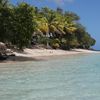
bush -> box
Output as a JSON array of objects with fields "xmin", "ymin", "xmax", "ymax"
[
  {"xmin": 52, "ymin": 43, "xmax": 60, "ymax": 49},
  {"xmin": 11, "ymin": 3, "xmax": 34, "ymax": 49},
  {"xmin": 50, "ymin": 38, "xmax": 60, "ymax": 49}
]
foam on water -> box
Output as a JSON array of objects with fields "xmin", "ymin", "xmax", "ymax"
[{"xmin": 0, "ymin": 54, "xmax": 100, "ymax": 100}]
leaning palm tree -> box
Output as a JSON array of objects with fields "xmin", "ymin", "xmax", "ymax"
[
  {"xmin": 41, "ymin": 7, "xmax": 66, "ymax": 37},
  {"xmin": 64, "ymin": 11, "xmax": 80, "ymax": 34},
  {"xmin": 33, "ymin": 16, "xmax": 49, "ymax": 36},
  {"xmin": 33, "ymin": 7, "xmax": 79, "ymax": 49}
]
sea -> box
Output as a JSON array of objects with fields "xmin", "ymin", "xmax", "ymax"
[{"xmin": 0, "ymin": 53, "xmax": 100, "ymax": 100}]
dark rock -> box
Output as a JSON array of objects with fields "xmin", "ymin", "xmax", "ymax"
[
  {"xmin": 0, "ymin": 54, "xmax": 8, "ymax": 60},
  {"xmin": 0, "ymin": 42, "xmax": 15, "ymax": 61}
]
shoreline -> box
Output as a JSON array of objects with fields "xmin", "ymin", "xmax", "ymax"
[{"xmin": 0, "ymin": 49, "xmax": 99, "ymax": 63}]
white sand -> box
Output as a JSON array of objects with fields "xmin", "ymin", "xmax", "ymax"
[{"xmin": 13, "ymin": 48, "xmax": 99, "ymax": 58}]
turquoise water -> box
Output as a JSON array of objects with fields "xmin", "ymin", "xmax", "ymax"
[{"xmin": 0, "ymin": 54, "xmax": 100, "ymax": 100}]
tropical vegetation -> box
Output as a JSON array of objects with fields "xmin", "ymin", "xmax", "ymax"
[{"xmin": 0, "ymin": 0, "xmax": 96, "ymax": 50}]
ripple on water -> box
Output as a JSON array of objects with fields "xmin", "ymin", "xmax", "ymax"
[{"xmin": 0, "ymin": 54, "xmax": 100, "ymax": 100}]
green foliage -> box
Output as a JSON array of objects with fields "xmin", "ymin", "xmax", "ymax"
[
  {"xmin": 37, "ymin": 36, "xmax": 48, "ymax": 45},
  {"xmin": 0, "ymin": 0, "xmax": 9, "ymax": 7},
  {"xmin": 75, "ymin": 24, "xmax": 96, "ymax": 49},
  {"xmin": 64, "ymin": 11, "xmax": 80, "ymax": 22},
  {"xmin": 0, "ymin": 2, "xmax": 34, "ymax": 49},
  {"xmin": 0, "ymin": 0, "xmax": 13, "ymax": 42},
  {"xmin": 52, "ymin": 43, "xmax": 60, "ymax": 49},
  {"xmin": 11, "ymin": 3, "xmax": 34, "ymax": 49},
  {"xmin": 0, "ymin": 1, "xmax": 96, "ymax": 50},
  {"xmin": 50, "ymin": 38, "xmax": 60, "ymax": 49}
]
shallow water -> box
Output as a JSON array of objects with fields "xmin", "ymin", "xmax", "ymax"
[{"xmin": 0, "ymin": 54, "xmax": 100, "ymax": 100}]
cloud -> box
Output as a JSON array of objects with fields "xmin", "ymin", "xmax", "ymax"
[
  {"xmin": 54, "ymin": 0, "xmax": 74, "ymax": 3},
  {"xmin": 37, "ymin": 0, "xmax": 75, "ymax": 6},
  {"xmin": 50, "ymin": 0, "xmax": 75, "ymax": 6}
]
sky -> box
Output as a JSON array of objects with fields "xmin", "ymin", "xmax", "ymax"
[{"xmin": 11, "ymin": 0, "xmax": 100, "ymax": 50}]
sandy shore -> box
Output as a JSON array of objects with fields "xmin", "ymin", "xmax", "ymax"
[
  {"xmin": 0, "ymin": 48, "xmax": 99, "ymax": 63},
  {"xmin": 13, "ymin": 48, "xmax": 99, "ymax": 59}
]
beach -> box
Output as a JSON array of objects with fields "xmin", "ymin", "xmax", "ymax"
[
  {"xmin": 12, "ymin": 49, "xmax": 99, "ymax": 60},
  {"xmin": 14, "ymin": 48, "xmax": 99, "ymax": 57},
  {"xmin": 0, "ymin": 48, "xmax": 99, "ymax": 63}
]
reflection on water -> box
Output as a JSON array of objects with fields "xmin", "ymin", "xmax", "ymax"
[{"xmin": 0, "ymin": 54, "xmax": 100, "ymax": 100}]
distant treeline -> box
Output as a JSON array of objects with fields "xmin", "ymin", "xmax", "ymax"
[{"xmin": 0, "ymin": 0, "xmax": 96, "ymax": 50}]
